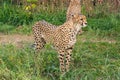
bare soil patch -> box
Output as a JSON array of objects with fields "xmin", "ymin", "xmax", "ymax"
[
  {"xmin": 0, "ymin": 34, "xmax": 34, "ymax": 48},
  {"xmin": 0, "ymin": 34, "xmax": 116, "ymax": 48}
]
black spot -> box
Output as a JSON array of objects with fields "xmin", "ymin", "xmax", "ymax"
[
  {"xmin": 66, "ymin": 56, "xmax": 68, "ymax": 58},
  {"xmin": 60, "ymin": 54, "xmax": 64, "ymax": 57},
  {"xmin": 59, "ymin": 57, "xmax": 63, "ymax": 60},
  {"xmin": 67, "ymin": 47, "xmax": 73, "ymax": 50},
  {"xmin": 60, "ymin": 63, "xmax": 64, "ymax": 66}
]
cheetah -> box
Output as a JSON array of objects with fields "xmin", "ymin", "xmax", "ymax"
[
  {"xmin": 32, "ymin": 14, "xmax": 87, "ymax": 73},
  {"xmin": 66, "ymin": 0, "xmax": 83, "ymax": 35}
]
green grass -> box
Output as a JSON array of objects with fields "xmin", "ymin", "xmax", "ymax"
[
  {"xmin": 0, "ymin": 3, "xmax": 66, "ymax": 26},
  {"xmin": 0, "ymin": 41, "xmax": 120, "ymax": 80}
]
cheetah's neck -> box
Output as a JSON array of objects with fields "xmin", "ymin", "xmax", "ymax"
[{"xmin": 74, "ymin": 24, "xmax": 82, "ymax": 34}]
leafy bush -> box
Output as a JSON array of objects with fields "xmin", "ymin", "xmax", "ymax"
[
  {"xmin": 0, "ymin": 3, "xmax": 34, "ymax": 26},
  {"xmin": 0, "ymin": 2, "xmax": 66, "ymax": 26}
]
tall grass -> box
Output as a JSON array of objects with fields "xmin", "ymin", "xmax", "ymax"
[
  {"xmin": 0, "ymin": 2, "xmax": 66, "ymax": 26},
  {"xmin": 89, "ymin": 15, "xmax": 120, "ymax": 37},
  {"xmin": 0, "ymin": 41, "xmax": 120, "ymax": 80}
]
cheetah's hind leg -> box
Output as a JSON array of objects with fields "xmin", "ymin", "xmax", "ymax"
[
  {"xmin": 32, "ymin": 24, "xmax": 46, "ymax": 75},
  {"xmin": 33, "ymin": 37, "xmax": 46, "ymax": 76},
  {"xmin": 34, "ymin": 37, "xmax": 46, "ymax": 52}
]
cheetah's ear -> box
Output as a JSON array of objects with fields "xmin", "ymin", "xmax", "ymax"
[{"xmin": 71, "ymin": 14, "xmax": 77, "ymax": 19}]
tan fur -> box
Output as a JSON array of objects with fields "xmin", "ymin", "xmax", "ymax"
[{"xmin": 32, "ymin": 14, "xmax": 87, "ymax": 73}]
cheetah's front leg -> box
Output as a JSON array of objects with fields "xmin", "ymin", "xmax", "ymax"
[
  {"xmin": 58, "ymin": 50, "xmax": 65, "ymax": 73},
  {"xmin": 65, "ymin": 49, "xmax": 72, "ymax": 72}
]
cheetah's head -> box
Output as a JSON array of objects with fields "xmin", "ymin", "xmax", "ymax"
[{"xmin": 72, "ymin": 14, "xmax": 87, "ymax": 28}]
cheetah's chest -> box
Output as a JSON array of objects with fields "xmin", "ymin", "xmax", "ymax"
[
  {"xmin": 67, "ymin": 24, "xmax": 81, "ymax": 46},
  {"xmin": 68, "ymin": 31, "xmax": 76, "ymax": 46}
]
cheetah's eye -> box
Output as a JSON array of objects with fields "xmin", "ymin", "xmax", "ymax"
[{"xmin": 80, "ymin": 18, "xmax": 83, "ymax": 20}]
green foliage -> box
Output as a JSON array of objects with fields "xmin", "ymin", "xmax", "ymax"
[
  {"xmin": 10, "ymin": 24, "xmax": 33, "ymax": 35},
  {"xmin": 84, "ymin": 14, "xmax": 120, "ymax": 41},
  {"xmin": 0, "ymin": 41, "xmax": 120, "ymax": 80},
  {"xmin": 0, "ymin": 3, "xmax": 66, "ymax": 26},
  {"xmin": 0, "ymin": 3, "xmax": 34, "ymax": 26},
  {"xmin": 35, "ymin": 9, "xmax": 66, "ymax": 25},
  {"xmin": 0, "ymin": 23, "xmax": 14, "ymax": 34}
]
